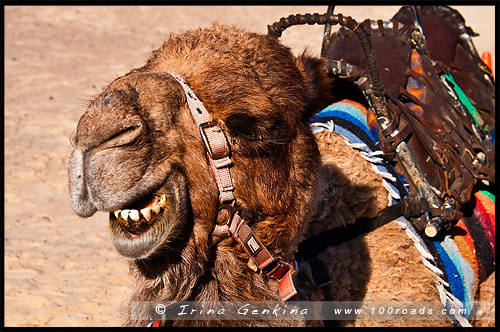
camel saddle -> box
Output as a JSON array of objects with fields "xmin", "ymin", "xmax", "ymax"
[{"xmin": 320, "ymin": 5, "xmax": 495, "ymax": 232}]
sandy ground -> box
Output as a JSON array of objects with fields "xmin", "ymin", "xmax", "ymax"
[{"xmin": 4, "ymin": 5, "xmax": 495, "ymax": 327}]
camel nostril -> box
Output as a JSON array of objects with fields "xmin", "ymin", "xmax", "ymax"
[
  {"xmin": 73, "ymin": 111, "xmax": 146, "ymax": 151},
  {"xmin": 103, "ymin": 121, "xmax": 145, "ymax": 148}
]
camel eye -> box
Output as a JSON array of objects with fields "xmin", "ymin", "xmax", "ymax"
[{"xmin": 225, "ymin": 112, "xmax": 263, "ymax": 141}]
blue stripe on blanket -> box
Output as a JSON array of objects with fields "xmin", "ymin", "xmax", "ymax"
[
  {"xmin": 433, "ymin": 239, "xmax": 473, "ymax": 317},
  {"xmin": 309, "ymin": 106, "xmax": 376, "ymax": 144}
]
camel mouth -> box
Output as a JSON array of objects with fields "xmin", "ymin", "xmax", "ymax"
[
  {"xmin": 108, "ymin": 177, "xmax": 188, "ymax": 259},
  {"xmin": 109, "ymin": 193, "xmax": 169, "ymax": 237}
]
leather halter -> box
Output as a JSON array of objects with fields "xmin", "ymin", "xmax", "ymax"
[{"xmin": 172, "ymin": 74, "xmax": 297, "ymax": 301}]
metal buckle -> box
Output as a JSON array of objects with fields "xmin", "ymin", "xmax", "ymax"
[
  {"xmin": 199, "ymin": 121, "xmax": 230, "ymax": 160},
  {"xmin": 262, "ymin": 257, "xmax": 297, "ymax": 279},
  {"xmin": 215, "ymin": 202, "xmax": 237, "ymax": 226},
  {"xmin": 262, "ymin": 256, "xmax": 282, "ymax": 276}
]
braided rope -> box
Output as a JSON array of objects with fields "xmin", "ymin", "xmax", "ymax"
[{"xmin": 267, "ymin": 12, "xmax": 385, "ymax": 97}]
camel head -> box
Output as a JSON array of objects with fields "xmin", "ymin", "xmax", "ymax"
[{"xmin": 68, "ymin": 25, "xmax": 332, "ymax": 263}]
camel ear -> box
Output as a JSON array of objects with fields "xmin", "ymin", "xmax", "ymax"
[{"xmin": 296, "ymin": 52, "xmax": 334, "ymax": 121}]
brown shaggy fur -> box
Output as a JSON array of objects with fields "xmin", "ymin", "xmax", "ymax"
[{"xmin": 68, "ymin": 24, "xmax": 494, "ymax": 327}]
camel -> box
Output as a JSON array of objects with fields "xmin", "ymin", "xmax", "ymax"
[{"xmin": 68, "ymin": 24, "xmax": 494, "ymax": 327}]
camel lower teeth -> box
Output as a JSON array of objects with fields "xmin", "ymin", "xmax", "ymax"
[
  {"xmin": 121, "ymin": 209, "xmax": 130, "ymax": 220},
  {"xmin": 141, "ymin": 207, "xmax": 152, "ymax": 221},
  {"xmin": 113, "ymin": 207, "xmax": 161, "ymax": 223},
  {"xmin": 129, "ymin": 209, "xmax": 140, "ymax": 222},
  {"xmin": 112, "ymin": 193, "xmax": 168, "ymax": 224}
]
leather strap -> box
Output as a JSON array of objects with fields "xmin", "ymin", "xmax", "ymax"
[
  {"xmin": 210, "ymin": 212, "xmax": 297, "ymax": 300},
  {"xmin": 172, "ymin": 73, "xmax": 297, "ymax": 301},
  {"xmin": 172, "ymin": 74, "xmax": 235, "ymax": 204},
  {"xmin": 228, "ymin": 213, "xmax": 274, "ymax": 269},
  {"xmin": 296, "ymin": 194, "xmax": 434, "ymax": 261}
]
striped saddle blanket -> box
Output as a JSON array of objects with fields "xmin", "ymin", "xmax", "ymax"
[{"xmin": 309, "ymin": 99, "xmax": 495, "ymax": 326}]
